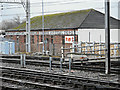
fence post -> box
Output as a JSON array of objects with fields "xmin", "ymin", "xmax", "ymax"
[
  {"xmin": 79, "ymin": 41, "xmax": 82, "ymax": 53},
  {"xmin": 85, "ymin": 42, "xmax": 88, "ymax": 54},
  {"xmin": 119, "ymin": 43, "xmax": 120, "ymax": 56},
  {"xmin": 99, "ymin": 42, "xmax": 102, "ymax": 57},
  {"xmin": 72, "ymin": 43, "xmax": 75, "ymax": 52},
  {"xmin": 69, "ymin": 58, "xmax": 71, "ymax": 75},
  {"xmin": 60, "ymin": 58, "xmax": 62, "ymax": 73},
  {"xmin": 49, "ymin": 57, "xmax": 52, "ymax": 72},
  {"xmin": 9, "ymin": 42, "xmax": 11, "ymax": 54},
  {"xmin": 17, "ymin": 42, "xmax": 19, "ymax": 52},
  {"xmin": 93, "ymin": 42, "xmax": 95, "ymax": 54},
  {"xmin": 104, "ymin": 43, "xmax": 106, "ymax": 57},
  {"xmin": 20, "ymin": 54, "xmax": 26, "ymax": 68},
  {"xmin": 37, "ymin": 42, "xmax": 39, "ymax": 52},
  {"xmin": 20, "ymin": 54, "xmax": 23, "ymax": 67},
  {"xmin": 114, "ymin": 44, "xmax": 116, "ymax": 56},
  {"xmin": 53, "ymin": 44, "xmax": 55, "ymax": 56},
  {"xmin": 117, "ymin": 43, "xmax": 119, "ymax": 56},
  {"xmin": 61, "ymin": 46, "xmax": 64, "ymax": 59},
  {"xmin": 23, "ymin": 54, "xmax": 26, "ymax": 67},
  {"xmin": 89, "ymin": 42, "xmax": 91, "ymax": 54}
]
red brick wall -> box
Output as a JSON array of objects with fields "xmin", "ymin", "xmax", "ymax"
[
  {"xmin": 54, "ymin": 35, "xmax": 62, "ymax": 44},
  {"xmin": 6, "ymin": 29, "xmax": 78, "ymax": 54}
]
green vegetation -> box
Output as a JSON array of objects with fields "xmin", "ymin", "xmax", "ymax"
[{"xmin": 14, "ymin": 9, "xmax": 92, "ymax": 30}]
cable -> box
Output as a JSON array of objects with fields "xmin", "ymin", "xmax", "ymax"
[
  {"xmin": 1, "ymin": 2, "xmax": 117, "ymax": 10},
  {"xmin": 1, "ymin": 0, "xmax": 85, "ymax": 9},
  {"xmin": 30, "ymin": 0, "xmax": 77, "ymax": 4},
  {"xmin": 31, "ymin": 1, "xmax": 85, "ymax": 6},
  {"xmin": 0, "ymin": 6, "xmax": 22, "ymax": 9},
  {"xmin": 0, "ymin": 8, "xmax": 103, "ymax": 17},
  {"xmin": 0, "ymin": 0, "xmax": 118, "ymax": 17},
  {"xmin": 0, "ymin": 9, "xmax": 82, "ymax": 16}
]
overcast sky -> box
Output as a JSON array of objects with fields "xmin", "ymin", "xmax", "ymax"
[{"xmin": 0, "ymin": 0, "xmax": 119, "ymax": 22}]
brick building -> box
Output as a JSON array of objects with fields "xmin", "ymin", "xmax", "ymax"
[{"xmin": 5, "ymin": 9, "xmax": 119, "ymax": 55}]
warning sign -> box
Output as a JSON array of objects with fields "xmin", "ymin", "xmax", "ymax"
[{"xmin": 65, "ymin": 36, "xmax": 74, "ymax": 43}]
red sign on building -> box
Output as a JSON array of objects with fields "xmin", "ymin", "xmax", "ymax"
[{"xmin": 65, "ymin": 36, "xmax": 74, "ymax": 43}]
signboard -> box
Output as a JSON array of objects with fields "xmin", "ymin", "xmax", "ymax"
[
  {"xmin": 65, "ymin": 36, "xmax": 74, "ymax": 43},
  {"xmin": 6, "ymin": 31, "xmax": 78, "ymax": 35}
]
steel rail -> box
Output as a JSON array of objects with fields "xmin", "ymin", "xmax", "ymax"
[{"xmin": 1, "ymin": 66, "xmax": 120, "ymax": 89}]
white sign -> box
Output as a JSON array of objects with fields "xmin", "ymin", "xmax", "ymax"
[{"xmin": 65, "ymin": 36, "xmax": 74, "ymax": 43}]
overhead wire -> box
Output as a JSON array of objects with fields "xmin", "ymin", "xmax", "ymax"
[
  {"xmin": 1, "ymin": 5, "xmax": 118, "ymax": 17},
  {"xmin": 1, "ymin": 4, "xmax": 117, "ymax": 16},
  {"xmin": 0, "ymin": 0, "xmax": 118, "ymax": 18},
  {"xmin": 1, "ymin": 2, "xmax": 117, "ymax": 10},
  {"xmin": 1, "ymin": 1, "xmax": 85, "ymax": 10}
]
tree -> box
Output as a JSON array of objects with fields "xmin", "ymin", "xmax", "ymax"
[
  {"xmin": 0, "ymin": 15, "xmax": 22, "ymax": 30},
  {"xmin": 0, "ymin": 20, "xmax": 15, "ymax": 30},
  {"xmin": 12, "ymin": 15, "xmax": 21, "ymax": 25}
]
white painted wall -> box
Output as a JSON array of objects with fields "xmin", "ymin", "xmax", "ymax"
[{"xmin": 78, "ymin": 29, "xmax": 119, "ymax": 43}]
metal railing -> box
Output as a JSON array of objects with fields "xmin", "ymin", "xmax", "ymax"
[{"xmin": 61, "ymin": 41, "xmax": 120, "ymax": 58}]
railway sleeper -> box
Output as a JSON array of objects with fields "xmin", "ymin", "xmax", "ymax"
[
  {"xmin": 77, "ymin": 78, "xmax": 89, "ymax": 83},
  {"xmin": 60, "ymin": 79, "xmax": 74, "ymax": 86},
  {"xmin": 35, "ymin": 77, "xmax": 46, "ymax": 83},
  {"xmin": 23, "ymin": 80, "xmax": 71, "ymax": 90},
  {"xmin": 3, "ymin": 73, "xmax": 120, "ymax": 90},
  {"xmin": 95, "ymin": 84, "xmax": 120, "ymax": 90},
  {"xmin": 63, "ymin": 81, "xmax": 74, "ymax": 87},
  {"xmin": 99, "ymin": 80, "xmax": 111, "ymax": 86},
  {"xmin": 2, "ymin": 73, "xmax": 14, "ymax": 78},
  {"xmin": 60, "ymin": 79, "xmax": 68, "ymax": 85},
  {"xmin": 82, "ymin": 83, "xmax": 97, "ymax": 90},
  {"xmin": 50, "ymin": 74, "xmax": 59, "ymax": 78},
  {"xmin": 42, "ymin": 73, "xmax": 51, "ymax": 77},
  {"xmin": 58, "ymin": 75, "xmax": 67, "ymax": 79},
  {"xmin": 23, "ymin": 74, "xmax": 32, "ymax": 80},
  {"xmin": 2, "ymin": 72, "xmax": 13, "ymax": 75},
  {"xmin": 43, "ymin": 78, "xmax": 53, "ymax": 84},
  {"xmin": 109, "ymin": 82, "xmax": 120, "ymax": 88},
  {"xmin": 95, "ymin": 84, "xmax": 108, "ymax": 90},
  {"xmin": 20, "ymin": 74, "xmax": 29, "ymax": 80},
  {"xmin": 1, "ymin": 85, "xmax": 22, "ymax": 90},
  {"xmin": 14, "ymin": 74, "xmax": 23, "ymax": 79},
  {"xmin": 1, "ymin": 77, "xmax": 52, "ymax": 90},
  {"xmin": 87, "ymin": 79, "xmax": 100, "ymax": 84},
  {"xmin": 52, "ymin": 78, "xmax": 61, "ymax": 85},
  {"xmin": 73, "ymin": 82, "xmax": 84, "ymax": 89}
]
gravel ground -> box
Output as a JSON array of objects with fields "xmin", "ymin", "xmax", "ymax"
[
  {"xmin": 1, "ymin": 82, "xmax": 24, "ymax": 89},
  {"xmin": 1, "ymin": 62, "xmax": 120, "ymax": 83}
]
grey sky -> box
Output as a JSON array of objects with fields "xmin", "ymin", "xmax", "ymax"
[{"xmin": 0, "ymin": 0, "xmax": 119, "ymax": 22}]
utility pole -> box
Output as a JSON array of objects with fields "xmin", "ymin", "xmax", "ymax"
[
  {"xmin": 42, "ymin": 0, "xmax": 45, "ymax": 54},
  {"xmin": 73, "ymin": 29, "xmax": 76, "ymax": 52},
  {"xmin": 0, "ymin": 0, "xmax": 31, "ymax": 53},
  {"xmin": 1, "ymin": 4, "xmax": 3, "ymax": 29},
  {"xmin": 105, "ymin": 0, "xmax": 110, "ymax": 74},
  {"xmin": 26, "ymin": 0, "xmax": 31, "ymax": 52}
]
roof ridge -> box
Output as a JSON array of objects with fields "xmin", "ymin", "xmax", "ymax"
[
  {"xmin": 78, "ymin": 9, "xmax": 93, "ymax": 28},
  {"xmin": 30, "ymin": 9, "xmax": 93, "ymax": 19}
]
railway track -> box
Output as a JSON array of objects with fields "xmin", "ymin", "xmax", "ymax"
[
  {"xmin": 0, "ymin": 55, "xmax": 120, "ymax": 74},
  {"xmin": 1, "ymin": 66, "xmax": 120, "ymax": 90}
]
